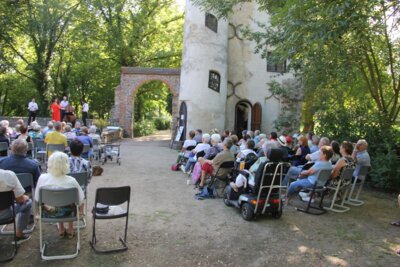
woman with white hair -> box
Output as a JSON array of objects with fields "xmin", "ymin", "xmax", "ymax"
[
  {"xmin": 203, "ymin": 133, "xmax": 222, "ymax": 160},
  {"xmin": 88, "ymin": 125, "xmax": 101, "ymax": 142},
  {"xmin": 35, "ymin": 152, "xmax": 84, "ymax": 239},
  {"xmin": 180, "ymin": 133, "xmax": 211, "ymax": 173}
]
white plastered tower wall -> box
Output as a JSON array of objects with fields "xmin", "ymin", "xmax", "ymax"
[
  {"xmin": 226, "ymin": 2, "xmax": 295, "ymax": 133},
  {"xmin": 179, "ymin": 0, "xmax": 229, "ymax": 134}
]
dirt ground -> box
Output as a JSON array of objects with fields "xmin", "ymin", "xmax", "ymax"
[{"xmin": 2, "ymin": 130, "xmax": 400, "ymax": 267}]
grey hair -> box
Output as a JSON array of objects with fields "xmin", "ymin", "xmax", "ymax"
[
  {"xmin": 320, "ymin": 137, "xmax": 330, "ymax": 146},
  {"xmin": 262, "ymin": 140, "xmax": 279, "ymax": 154},
  {"xmin": 211, "ymin": 133, "xmax": 221, "ymax": 143},
  {"xmin": 89, "ymin": 125, "xmax": 97, "ymax": 134},
  {"xmin": 11, "ymin": 139, "xmax": 28, "ymax": 156},
  {"xmin": 223, "ymin": 137, "xmax": 233, "ymax": 149},
  {"xmin": 202, "ymin": 133, "xmax": 210, "ymax": 143}
]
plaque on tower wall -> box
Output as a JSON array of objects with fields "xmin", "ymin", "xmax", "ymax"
[{"xmin": 208, "ymin": 71, "xmax": 220, "ymax": 92}]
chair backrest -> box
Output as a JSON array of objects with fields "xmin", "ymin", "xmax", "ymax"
[
  {"xmin": 68, "ymin": 172, "xmax": 88, "ymax": 188},
  {"xmin": 39, "ymin": 187, "xmax": 79, "ymax": 207},
  {"xmin": 340, "ymin": 167, "xmax": 355, "ymax": 185},
  {"xmin": 47, "ymin": 144, "xmax": 65, "ymax": 154},
  {"xmin": 253, "ymin": 162, "xmax": 282, "ymax": 195},
  {"xmin": 244, "ymin": 153, "xmax": 258, "ymax": 170},
  {"xmin": 315, "ymin": 169, "xmax": 333, "ymax": 187},
  {"xmin": 219, "ymin": 160, "xmax": 235, "ymax": 169},
  {"xmin": 0, "ymin": 142, "xmax": 8, "ymax": 152},
  {"xmin": 15, "ymin": 173, "xmax": 34, "ymax": 189},
  {"xmin": 94, "ymin": 186, "xmax": 131, "ymax": 206},
  {"xmin": 196, "ymin": 150, "xmax": 205, "ymax": 159},
  {"xmin": 186, "ymin": 145, "xmax": 196, "ymax": 151},
  {"xmin": 93, "ymin": 138, "xmax": 100, "ymax": 146},
  {"xmin": 358, "ymin": 165, "xmax": 370, "ymax": 177},
  {"xmin": 82, "ymin": 144, "xmax": 90, "ymax": 154},
  {"xmin": 0, "ymin": 191, "xmax": 14, "ymax": 210},
  {"xmin": 27, "ymin": 142, "xmax": 33, "ymax": 151},
  {"xmin": 34, "ymin": 139, "xmax": 46, "ymax": 149},
  {"xmin": 267, "ymin": 148, "xmax": 286, "ymax": 162}
]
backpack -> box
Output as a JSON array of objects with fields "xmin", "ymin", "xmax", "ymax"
[{"xmin": 171, "ymin": 163, "xmax": 180, "ymax": 171}]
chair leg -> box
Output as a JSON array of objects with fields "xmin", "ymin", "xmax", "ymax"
[
  {"xmin": 346, "ymin": 179, "xmax": 365, "ymax": 206},
  {"xmin": 296, "ymin": 191, "xmax": 327, "ymax": 215}
]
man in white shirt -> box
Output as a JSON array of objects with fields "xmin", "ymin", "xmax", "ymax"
[
  {"xmin": 0, "ymin": 169, "xmax": 32, "ymax": 244},
  {"xmin": 28, "ymin": 98, "xmax": 39, "ymax": 125},
  {"xmin": 60, "ymin": 95, "xmax": 69, "ymax": 122},
  {"xmin": 82, "ymin": 99, "xmax": 89, "ymax": 126}
]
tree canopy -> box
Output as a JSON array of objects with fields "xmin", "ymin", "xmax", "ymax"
[{"xmin": 0, "ymin": 0, "xmax": 183, "ymax": 118}]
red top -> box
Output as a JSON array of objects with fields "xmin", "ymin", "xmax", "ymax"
[{"xmin": 51, "ymin": 102, "xmax": 61, "ymax": 122}]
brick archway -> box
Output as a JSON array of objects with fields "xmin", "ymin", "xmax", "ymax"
[{"xmin": 112, "ymin": 67, "xmax": 180, "ymax": 137}]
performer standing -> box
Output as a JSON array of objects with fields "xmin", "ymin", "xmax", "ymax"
[
  {"xmin": 60, "ymin": 95, "xmax": 69, "ymax": 122},
  {"xmin": 27, "ymin": 98, "xmax": 39, "ymax": 125},
  {"xmin": 81, "ymin": 99, "xmax": 89, "ymax": 126},
  {"xmin": 50, "ymin": 97, "xmax": 61, "ymax": 122}
]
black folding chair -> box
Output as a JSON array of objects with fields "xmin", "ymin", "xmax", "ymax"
[
  {"xmin": 0, "ymin": 142, "xmax": 9, "ymax": 156},
  {"xmin": 210, "ymin": 161, "xmax": 235, "ymax": 197},
  {"xmin": 296, "ymin": 169, "xmax": 332, "ymax": 215},
  {"xmin": 0, "ymin": 191, "xmax": 18, "ymax": 263},
  {"xmin": 69, "ymin": 172, "xmax": 89, "ymax": 228},
  {"xmin": 90, "ymin": 186, "xmax": 131, "ymax": 253}
]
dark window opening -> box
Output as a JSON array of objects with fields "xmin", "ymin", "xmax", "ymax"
[
  {"xmin": 208, "ymin": 71, "xmax": 220, "ymax": 92},
  {"xmin": 267, "ymin": 52, "xmax": 287, "ymax": 73},
  {"xmin": 205, "ymin": 13, "xmax": 218, "ymax": 33}
]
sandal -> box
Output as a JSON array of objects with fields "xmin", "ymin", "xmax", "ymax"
[
  {"xmin": 67, "ymin": 231, "xmax": 75, "ymax": 239},
  {"xmin": 59, "ymin": 230, "xmax": 66, "ymax": 238},
  {"xmin": 391, "ymin": 220, "xmax": 400, "ymax": 227}
]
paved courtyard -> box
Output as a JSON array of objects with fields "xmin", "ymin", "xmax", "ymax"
[{"xmin": 2, "ymin": 131, "xmax": 400, "ymax": 266}]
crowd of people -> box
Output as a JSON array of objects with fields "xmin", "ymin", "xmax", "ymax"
[
  {"xmin": 175, "ymin": 128, "xmax": 371, "ymax": 204},
  {"xmin": 0, "ymin": 118, "xmax": 98, "ymax": 246}
]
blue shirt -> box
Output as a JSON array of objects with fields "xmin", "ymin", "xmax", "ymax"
[
  {"xmin": 0, "ymin": 155, "xmax": 41, "ymax": 185},
  {"xmin": 307, "ymin": 161, "xmax": 332, "ymax": 184},
  {"xmin": 75, "ymin": 135, "xmax": 93, "ymax": 158}
]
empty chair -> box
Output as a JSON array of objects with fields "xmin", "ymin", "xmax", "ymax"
[
  {"xmin": 1, "ymin": 173, "xmax": 36, "ymax": 234},
  {"xmin": 39, "ymin": 187, "xmax": 81, "ymax": 260},
  {"xmin": 0, "ymin": 191, "xmax": 18, "ymax": 263},
  {"xmin": 68, "ymin": 172, "xmax": 89, "ymax": 228},
  {"xmin": 46, "ymin": 144, "xmax": 65, "ymax": 162},
  {"xmin": 296, "ymin": 169, "xmax": 332, "ymax": 215},
  {"xmin": 346, "ymin": 165, "xmax": 370, "ymax": 206},
  {"xmin": 90, "ymin": 186, "xmax": 131, "ymax": 253},
  {"xmin": 324, "ymin": 168, "xmax": 355, "ymax": 213},
  {"xmin": 33, "ymin": 139, "xmax": 46, "ymax": 162}
]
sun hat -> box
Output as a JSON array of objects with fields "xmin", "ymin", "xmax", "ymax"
[{"xmin": 278, "ymin": 135, "xmax": 287, "ymax": 147}]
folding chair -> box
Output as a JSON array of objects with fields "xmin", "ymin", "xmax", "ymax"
[
  {"xmin": 68, "ymin": 172, "xmax": 89, "ymax": 228},
  {"xmin": 346, "ymin": 165, "xmax": 370, "ymax": 206},
  {"xmin": 1, "ymin": 173, "xmax": 36, "ymax": 235},
  {"xmin": 27, "ymin": 142, "xmax": 34, "ymax": 159},
  {"xmin": 90, "ymin": 186, "xmax": 131, "ymax": 253},
  {"xmin": 39, "ymin": 187, "xmax": 80, "ymax": 260},
  {"xmin": 0, "ymin": 142, "xmax": 9, "ymax": 156},
  {"xmin": 296, "ymin": 169, "xmax": 332, "ymax": 215},
  {"xmin": 0, "ymin": 191, "xmax": 18, "ymax": 263},
  {"xmin": 92, "ymin": 139, "xmax": 101, "ymax": 161},
  {"xmin": 33, "ymin": 139, "xmax": 46, "ymax": 162},
  {"xmin": 209, "ymin": 161, "xmax": 235, "ymax": 198},
  {"xmin": 82, "ymin": 144, "xmax": 90, "ymax": 160},
  {"xmin": 323, "ymin": 168, "xmax": 355, "ymax": 213},
  {"xmin": 46, "ymin": 144, "xmax": 66, "ymax": 162}
]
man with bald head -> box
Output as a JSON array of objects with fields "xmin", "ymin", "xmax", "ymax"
[
  {"xmin": 0, "ymin": 139, "xmax": 41, "ymax": 186},
  {"xmin": 352, "ymin": 139, "xmax": 371, "ymax": 177}
]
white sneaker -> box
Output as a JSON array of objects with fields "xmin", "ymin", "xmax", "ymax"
[
  {"xmin": 299, "ymin": 192, "xmax": 308, "ymax": 198},
  {"xmin": 180, "ymin": 165, "xmax": 187, "ymax": 174},
  {"xmin": 301, "ymin": 196, "xmax": 314, "ymax": 203}
]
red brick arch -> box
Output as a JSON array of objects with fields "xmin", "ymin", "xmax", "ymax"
[{"xmin": 112, "ymin": 67, "xmax": 180, "ymax": 137}]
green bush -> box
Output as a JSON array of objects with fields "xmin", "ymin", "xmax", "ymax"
[
  {"xmin": 133, "ymin": 120, "xmax": 156, "ymax": 137},
  {"xmin": 154, "ymin": 117, "xmax": 171, "ymax": 130}
]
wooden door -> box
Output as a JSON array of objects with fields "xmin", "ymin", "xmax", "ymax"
[
  {"xmin": 251, "ymin": 103, "xmax": 262, "ymax": 131},
  {"xmin": 178, "ymin": 102, "xmax": 187, "ymax": 141}
]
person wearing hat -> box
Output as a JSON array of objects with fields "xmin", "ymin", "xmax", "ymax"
[{"xmin": 278, "ymin": 135, "xmax": 293, "ymax": 157}]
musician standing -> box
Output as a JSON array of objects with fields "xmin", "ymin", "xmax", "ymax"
[
  {"xmin": 60, "ymin": 95, "xmax": 69, "ymax": 122},
  {"xmin": 27, "ymin": 98, "xmax": 39, "ymax": 125},
  {"xmin": 81, "ymin": 99, "xmax": 89, "ymax": 126}
]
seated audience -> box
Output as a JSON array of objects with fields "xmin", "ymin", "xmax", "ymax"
[
  {"xmin": 0, "ymin": 126, "xmax": 10, "ymax": 156},
  {"xmin": 230, "ymin": 134, "xmax": 239, "ymax": 155},
  {"xmin": 64, "ymin": 125, "xmax": 76, "ymax": 140},
  {"xmin": 203, "ymin": 134, "xmax": 222, "ymax": 160},
  {"xmin": 73, "ymin": 121, "xmax": 82, "ymax": 136},
  {"xmin": 17, "ymin": 125, "xmax": 33, "ymax": 156},
  {"xmin": 197, "ymin": 138, "xmax": 235, "ymax": 189},
  {"xmin": 309, "ymin": 135, "xmax": 320, "ymax": 153},
  {"xmin": 352, "ymin": 139, "xmax": 371, "ymax": 177},
  {"xmin": 253, "ymin": 130, "xmax": 261, "ymax": 145},
  {"xmin": 286, "ymin": 146, "xmax": 333, "ymax": 201},
  {"xmin": 0, "ymin": 139, "xmax": 41, "ymax": 187},
  {"xmin": 278, "ymin": 135, "xmax": 293, "ymax": 157},
  {"xmin": 28, "ymin": 124, "xmax": 43, "ymax": 139},
  {"xmin": 291, "ymin": 136, "xmax": 310, "ymax": 166},
  {"xmin": 0, "ymin": 169, "xmax": 32, "ymax": 244},
  {"xmin": 330, "ymin": 141, "xmax": 355, "ymax": 183},
  {"xmin": 43, "ymin": 121, "xmax": 54, "ymax": 138},
  {"xmin": 35, "ymin": 152, "xmax": 84, "ymax": 239},
  {"xmin": 193, "ymin": 129, "xmax": 203, "ymax": 144},
  {"xmin": 180, "ymin": 133, "xmax": 211, "ymax": 173},
  {"xmin": 75, "ymin": 126, "xmax": 93, "ymax": 159},
  {"xmin": 0, "ymin": 120, "xmax": 13, "ymax": 137},
  {"xmin": 69, "ymin": 139, "xmax": 92, "ymax": 179},
  {"xmin": 88, "ymin": 125, "xmax": 101, "ymax": 143},
  {"xmin": 45, "ymin": 122, "xmax": 68, "ymax": 157},
  {"xmin": 237, "ymin": 139, "xmax": 256, "ymax": 160},
  {"xmin": 330, "ymin": 141, "xmax": 341, "ymax": 164}
]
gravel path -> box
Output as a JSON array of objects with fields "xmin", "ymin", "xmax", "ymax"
[{"xmin": 3, "ymin": 132, "xmax": 400, "ymax": 266}]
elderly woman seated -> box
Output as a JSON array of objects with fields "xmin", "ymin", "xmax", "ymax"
[
  {"xmin": 197, "ymin": 138, "xmax": 235, "ymax": 189},
  {"xmin": 203, "ymin": 134, "xmax": 222, "ymax": 160},
  {"xmin": 236, "ymin": 139, "xmax": 256, "ymax": 160},
  {"xmin": 180, "ymin": 133, "xmax": 211, "ymax": 174},
  {"xmin": 64, "ymin": 125, "xmax": 76, "ymax": 140},
  {"xmin": 35, "ymin": 152, "xmax": 84, "ymax": 239}
]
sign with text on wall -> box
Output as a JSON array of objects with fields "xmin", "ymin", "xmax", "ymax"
[{"xmin": 175, "ymin": 126, "xmax": 184, "ymax": 142}]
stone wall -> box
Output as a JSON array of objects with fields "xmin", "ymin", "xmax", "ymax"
[{"xmin": 112, "ymin": 67, "xmax": 181, "ymax": 138}]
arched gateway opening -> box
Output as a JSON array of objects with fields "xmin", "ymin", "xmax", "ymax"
[{"xmin": 112, "ymin": 67, "xmax": 180, "ymax": 137}]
